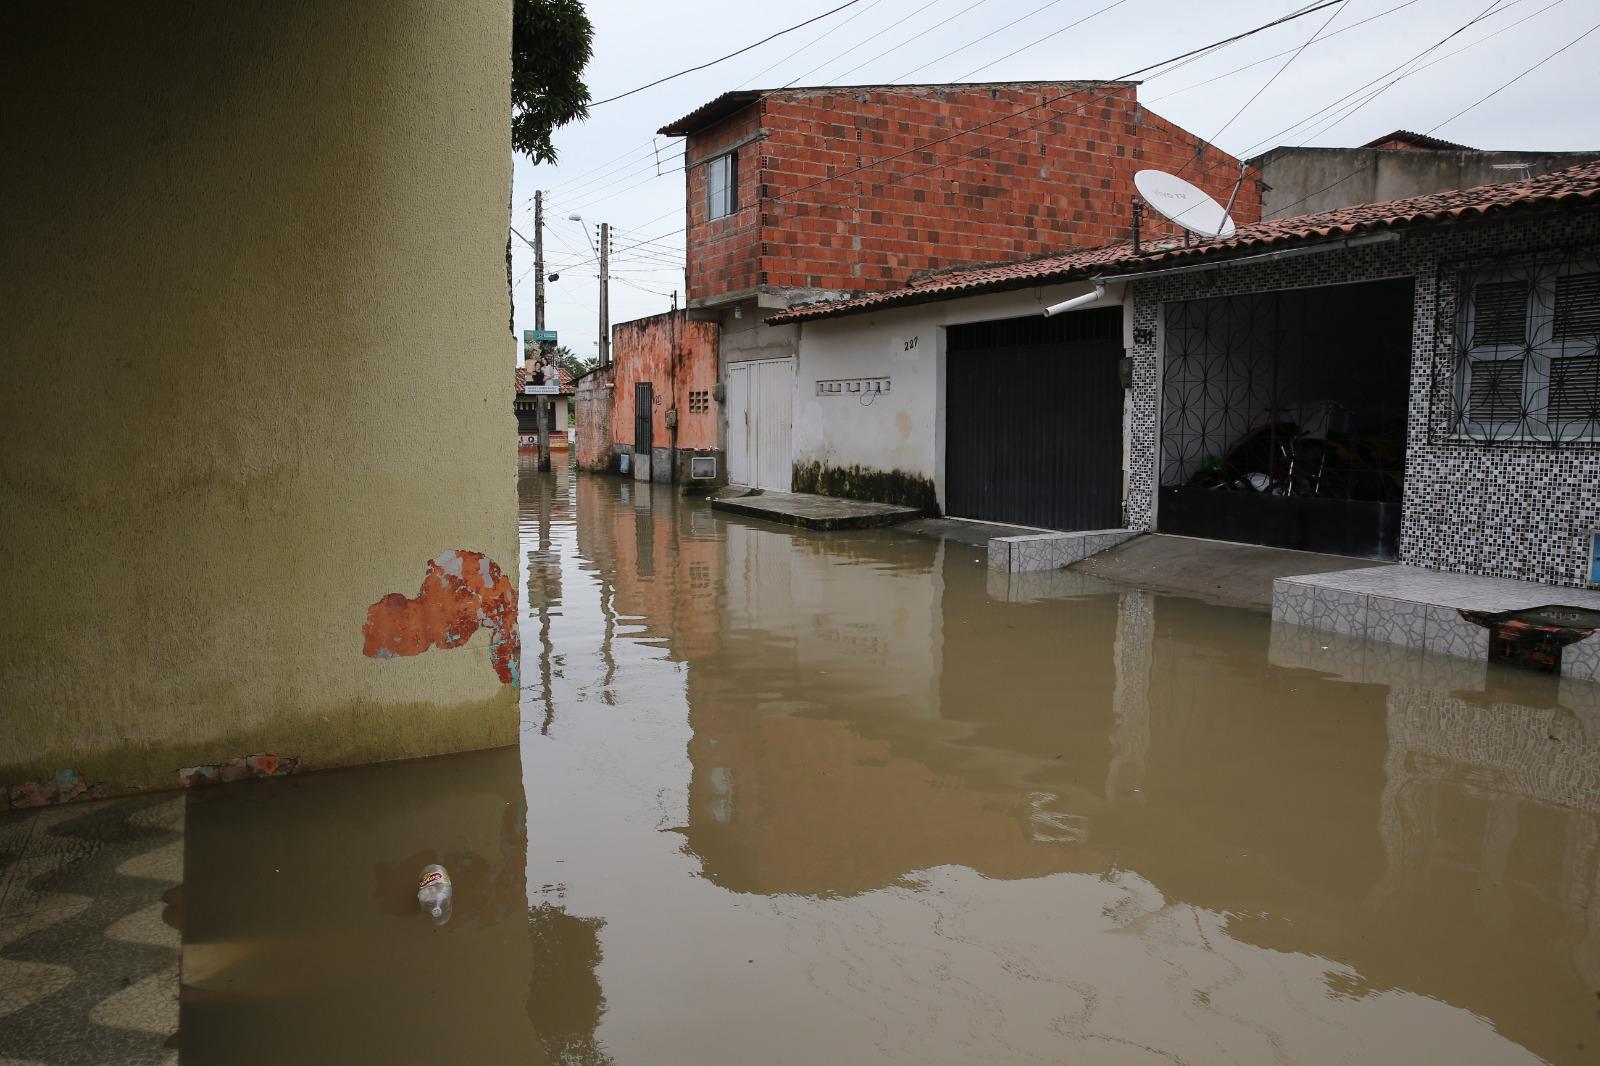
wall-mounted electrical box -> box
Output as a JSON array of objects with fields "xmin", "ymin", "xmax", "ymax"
[
  {"xmin": 816, "ymin": 377, "xmax": 890, "ymax": 397},
  {"xmin": 690, "ymin": 456, "xmax": 718, "ymax": 480}
]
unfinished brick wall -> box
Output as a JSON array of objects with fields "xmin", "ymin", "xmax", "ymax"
[
  {"xmin": 682, "ymin": 83, "xmax": 1261, "ymax": 303},
  {"xmin": 685, "ymin": 107, "xmax": 764, "ymax": 301},
  {"xmin": 608, "ymin": 310, "xmax": 721, "ymax": 454},
  {"xmin": 573, "ymin": 366, "xmax": 615, "ymax": 472}
]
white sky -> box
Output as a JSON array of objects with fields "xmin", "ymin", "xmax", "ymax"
[{"xmin": 510, "ymin": 0, "xmax": 1600, "ymax": 361}]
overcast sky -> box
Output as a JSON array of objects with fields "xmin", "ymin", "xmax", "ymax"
[{"xmin": 509, "ymin": 0, "xmax": 1600, "ymax": 362}]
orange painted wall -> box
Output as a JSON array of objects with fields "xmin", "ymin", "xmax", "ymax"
[{"xmin": 609, "ymin": 310, "xmax": 720, "ymax": 453}]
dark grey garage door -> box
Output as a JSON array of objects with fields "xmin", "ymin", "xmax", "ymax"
[{"xmin": 946, "ymin": 308, "xmax": 1123, "ymax": 531}]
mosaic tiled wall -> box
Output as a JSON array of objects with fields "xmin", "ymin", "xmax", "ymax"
[{"xmin": 1130, "ymin": 211, "xmax": 1600, "ymax": 588}]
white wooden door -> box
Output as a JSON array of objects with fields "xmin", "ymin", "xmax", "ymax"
[
  {"xmin": 754, "ymin": 358, "xmax": 794, "ymax": 491},
  {"xmin": 725, "ymin": 363, "xmax": 752, "ymax": 486}
]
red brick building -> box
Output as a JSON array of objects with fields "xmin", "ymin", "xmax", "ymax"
[
  {"xmin": 652, "ymin": 80, "xmax": 1259, "ymax": 488},
  {"xmin": 660, "ymin": 81, "xmax": 1261, "ymax": 309}
]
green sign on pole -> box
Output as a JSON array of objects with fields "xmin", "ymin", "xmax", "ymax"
[{"xmin": 522, "ymin": 329, "xmax": 558, "ymax": 359}]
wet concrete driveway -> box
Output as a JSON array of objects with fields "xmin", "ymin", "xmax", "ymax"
[{"xmin": 179, "ymin": 460, "xmax": 1600, "ymax": 1064}]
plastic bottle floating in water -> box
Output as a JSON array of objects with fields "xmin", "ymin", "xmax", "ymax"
[{"xmin": 418, "ymin": 864, "xmax": 452, "ymax": 923}]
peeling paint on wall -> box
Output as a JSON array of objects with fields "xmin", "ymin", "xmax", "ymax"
[
  {"xmin": 6, "ymin": 768, "xmax": 105, "ymax": 809},
  {"xmin": 179, "ymin": 753, "xmax": 301, "ymax": 788},
  {"xmin": 362, "ymin": 550, "xmax": 520, "ymax": 685}
]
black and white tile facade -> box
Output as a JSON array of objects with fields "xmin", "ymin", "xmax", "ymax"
[{"xmin": 1128, "ymin": 211, "xmax": 1600, "ymax": 590}]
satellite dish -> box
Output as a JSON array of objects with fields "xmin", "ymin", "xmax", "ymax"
[{"xmin": 1134, "ymin": 169, "xmax": 1236, "ymax": 239}]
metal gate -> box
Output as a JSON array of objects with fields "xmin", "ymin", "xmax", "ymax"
[
  {"xmin": 945, "ymin": 309, "xmax": 1123, "ymax": 530},
  {"xmin": 634, "ymin": 382, "xmax": 653, "ymax": 453}
]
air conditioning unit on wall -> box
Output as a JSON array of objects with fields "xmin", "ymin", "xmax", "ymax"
[{"xmin": 690, "ymin": 456, "xmax": 717, "ymax": 480}]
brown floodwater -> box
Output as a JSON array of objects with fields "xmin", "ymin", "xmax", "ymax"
[{"xmin": 180, "ymin": 458, "xmax": 1600, "ymax": 1064}]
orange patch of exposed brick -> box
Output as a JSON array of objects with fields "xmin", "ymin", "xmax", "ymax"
[{"xmin": 362, "ymin": 550, "xmax": 520, "ymax": 685}]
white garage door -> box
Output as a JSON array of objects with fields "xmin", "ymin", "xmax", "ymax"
[{"xmin": 726, "ymin": 358, "xmax": 793, "ymax": 491}]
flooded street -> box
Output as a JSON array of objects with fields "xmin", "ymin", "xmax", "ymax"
[{"xmin": 181, "ymin": 460, "xmax": 1600, "ymax": 1065}]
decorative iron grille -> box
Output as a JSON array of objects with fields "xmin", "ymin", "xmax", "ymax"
[
  {"xmin": 1445, "ymin": 248, "xmax": 1600, "ymax": 444},
  {"xmin": 1160, "ymin": 280, "xmax": 1412, "ymax": 503}
]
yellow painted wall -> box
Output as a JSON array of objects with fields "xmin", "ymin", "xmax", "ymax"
[{"xmin": 0, "ymin": 1, "xmax": 519, "ymax": 800}]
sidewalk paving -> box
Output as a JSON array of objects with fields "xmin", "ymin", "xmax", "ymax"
[{"xmin": 0, "ymin": 794, "xmax": 182, "ymax": 1065}]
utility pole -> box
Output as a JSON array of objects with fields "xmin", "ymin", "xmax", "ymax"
[
  {"xmin": 597, "ymin": 222, "xmax": 610, "ymax": 367},
  {"xmin": 534, "ymin": 190, "xmax": 551, "ymax": 472},
  {"xmin": 533, "ymin": 191, "xmax": 546, "ymax": 332}
]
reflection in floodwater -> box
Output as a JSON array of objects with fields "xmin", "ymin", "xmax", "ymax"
[{"xmin": 182, "ymin": 456, "xmax": 1600, "ymax": 1065}]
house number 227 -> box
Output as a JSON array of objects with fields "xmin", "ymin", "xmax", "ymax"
[{"xmin": 903, "ymin": 336, "xmax": 919, "ymax": 351}]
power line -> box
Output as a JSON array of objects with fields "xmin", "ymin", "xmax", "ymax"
[
  {"xmin": 1295, "ymin": 0, "xmax": 1548, "ymax": 142},
  {"xmin": 535, "ymin": 140, "xmax": 657, "ymax": 198},
  {"xmin": 1264, "ymin": 15, "xmax": 1599, "ymax": 218},
  {"xmin": 953, "ymin": 0, "xmax": 1130, "ymax": 82},
  {"xmin": 827, "ymin": 0, "xmax": 988, "ymax": 82},
  {"xmin": 738, "ymin": 0, "xmax": 895, "ymax": 88},
  {"xmin": 782, "ymin": 0, "xmax": 923, "ymax": 87},
  {"xmin": 554, "ymin": 157, "xmax": 687, "ymax": 216},
  {"xmin": 1426, "ymin": 15, "xmax": 1599, "ymax": 137},
  {"xmin": 590, "ymin": 0, "xmax": 870, "ymax": 107},
  {"xmin": 1178, "ymin": 0, "xmax": 1545, "ymax": 191},
  {"xmin": 772, "ymin": 0, "xmax": 1345, "ymax": 204},
  {"xmin": 894, "ymin": 0, "xmax": 1069, "ymax": 82},
  {"xmin": 1178, "ymin": 0, "xmax": 1349, "ymax": 176},
  {"xmin": 599, "ymin": 1, "xmax": 1345, "ymax": 255},
  {"xmin": 1145, "ymin": 0, "xmax": 1427, "ymax": 103}
]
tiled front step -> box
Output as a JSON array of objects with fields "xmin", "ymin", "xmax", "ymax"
[
  {"xmin": 987, "ymin": 529, "xmax": 1139, "ymax": 573},
  {"xmin": 710, "ymin": 490, "xmax": 920, "ymax": 531},
  {"xmin": 1272, "ymin": 564, "xmax": 1600, "ymax": 681}
]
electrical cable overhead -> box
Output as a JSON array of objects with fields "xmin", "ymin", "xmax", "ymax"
[
  {"xmin": 1423, "ymin": 15, "xmax": 1600, "ymax": 138},
  {"xmin": 1146, "ymin": 0, "xmax": 1426, "ymax": 103},
  {"xmin": 589, "ymin": 0, "xmax": 1347, "ymax": 256},
  {"xmin": 893, "ymin": 0, "xmax": 1070, "ymax": 82},
  {"xmin": 1178, "ymin": 0, "xmax": 1349, "ymax": 175},
  {"xmin": 827, "ymin": 0, "xmax": 988, "ymax": 82},
  {"xmin": 737, "ymin": 0, "xmax": 895, "ymax": 88},
  {"xmin": 954, "ymin": 0, "xmax": 1130, "ymax": 82},
  {"xmin": 1294, "ymin": 0, "xmax": 1549, "ymax": 142},
  {"xmin": 772, "ymin": 0, "xmax": 1345, "ymax": 204},
  {"xmin": 534, "ymin": 140, "xmax": 658, "ymax": 199},
  {"xmin": 780, "ymin": 0, "xmax": 934, "ymax": 87},
  {"xmin": 589, "ymin": 0, "xmax": 870, "ymax": 107},
  {"xmin": 1254, "ymin": 14, "xmax": 1598, "ymax": 218},
  {"xmin": 1177, "ymin": 0, "xmax": 1547, "ymax": 189}
]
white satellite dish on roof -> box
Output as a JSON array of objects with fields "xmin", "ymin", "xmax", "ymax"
[{"xmin": 1134, "ymin": 169, "xmax": 1236, "ymax": 239}]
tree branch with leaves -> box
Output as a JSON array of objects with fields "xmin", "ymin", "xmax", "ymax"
[{"xmin": 512, "ymin": 0, "xmax": 594, "ymax": 163}]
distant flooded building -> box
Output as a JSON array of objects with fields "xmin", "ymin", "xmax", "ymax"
[
  {"xmin": 770, "ymin": 161, "xmax": 1600, "ymax": 590},
  {"xmin": 515, "ymin": 365, "xmax": 575, "ymax": 451},
  {"xmin": 576, "ymin": 310, "xmax": 720, "ymax": 484}
]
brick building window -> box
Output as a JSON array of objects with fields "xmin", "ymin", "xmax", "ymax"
[
  {"xmin": 706, "ymin": 152, "xmax": 738, "ymax": 220},
  {"xmin": 1455, "ymin": 252, "xmax": 1600, "ymax": 442},
  {"xmin": 688, "ymin": 389, "xmax": 710, "ymax": 413}
]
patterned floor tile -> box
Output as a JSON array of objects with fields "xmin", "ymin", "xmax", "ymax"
[{"xmin": 0, "ymin": 794, "xmax": 183, "ymax": 1066}]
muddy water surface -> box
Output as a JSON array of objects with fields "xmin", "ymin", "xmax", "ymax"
[{"xmin": 181, "ymin": 462, "xmax": 1600, "ymax": 1064}]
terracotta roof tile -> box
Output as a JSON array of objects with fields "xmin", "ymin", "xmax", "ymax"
[
  {"xmin": 771, "ymin": 159, "xmax": 1600, "ymax": 324},
  {"xmin": 1361, "ymin": 129, "xmax": 1474, "ymax": 151}
]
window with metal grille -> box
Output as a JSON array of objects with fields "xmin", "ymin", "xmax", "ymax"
[
  {"xmin": 1466, "ymin": 359, "xmax": 1525, "ymax": 421},
  {"xmin": 1453, "ymin": 253, "xmax": 1600, "ymax": 441},
  {"xmin": 1471, "ymin": 280, "xmax": 1528, "ymax": 346},
  {"xmin": 1549, "ymin": 354, "xmax": 1600, "ymax": 423},
  {"xmin": 1553, "ymin": 272, "xmax": 1600, "ymax": 338},
  {"xmin": 706, "ymin": 153, "xmax": 737, "ymax": 221}
]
